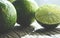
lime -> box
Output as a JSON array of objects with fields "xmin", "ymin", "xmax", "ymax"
[{"xmin": 35, "ymin": 4, "xmax": 60, "ymax": 29}]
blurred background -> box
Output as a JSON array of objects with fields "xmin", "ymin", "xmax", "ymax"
[{"xmin": 35, "ymin": 0, "xmax": 60, "ymax": 6}]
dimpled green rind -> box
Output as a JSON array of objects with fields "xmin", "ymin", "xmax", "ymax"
[
  {"xmin": 13, "ymin": 0, "xmax": 38, "ymax": 26},
  {"xmin": 0, "ymin": 0, "xmax": 17, "ymax": 31}
]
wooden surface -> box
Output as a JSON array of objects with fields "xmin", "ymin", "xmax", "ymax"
[{"xmin": 0, "ymin": 25, "xmax": 60, "ymax": 38}]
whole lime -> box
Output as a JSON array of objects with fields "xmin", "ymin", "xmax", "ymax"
[
  {"xmin": 35, "ymin": 4, "xmax": 60, "ymax": 29},
  {"xmin": 0, "ymin": 0, "xmax": 17, "ymax": 32},
  {"xmin": 13, "ymin": 0, "xmax": 38, "ymax": 27}
]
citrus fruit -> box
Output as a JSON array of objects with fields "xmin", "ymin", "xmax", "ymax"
[
  {"xmin": 35, "ymin": 4, "xmax": 60, "ymax": 29},
  {"xmin": 0, "ymin": 0, "xmax": 17, "ymax": 32},
  {"xmin": 13, "ymin": 0, "xmax": 38, "ymax": 27}
]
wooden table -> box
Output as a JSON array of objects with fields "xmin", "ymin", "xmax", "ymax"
[{"xmin": 0, "ymin": 25, "xmax": 60, "ymax": 38}]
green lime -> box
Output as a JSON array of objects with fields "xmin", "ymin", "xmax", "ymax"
[
  {"xmin": 13, "ymin": 0, "xmax": 38, "ymax": 27},
  {"xmin": 35, "ymin": 4, "xmax": 60, "ymax": 29},
  {"xmin": 0, "ymin": 0, "xmax": 17, "ymax": 32}
]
